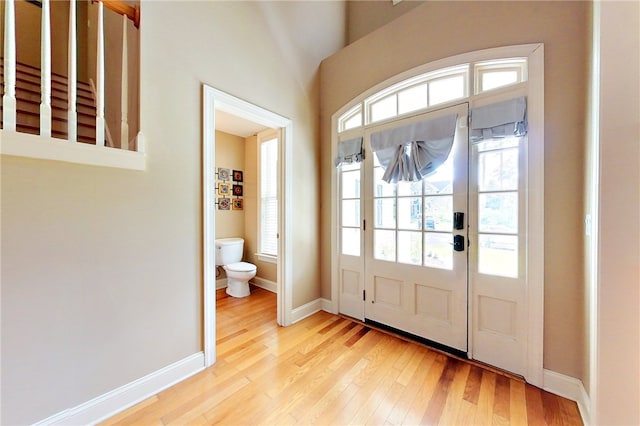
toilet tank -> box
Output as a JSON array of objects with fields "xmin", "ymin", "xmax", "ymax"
[{"xmin": 215, "ymin": 238, "xmax": 244, "ymax": 265}]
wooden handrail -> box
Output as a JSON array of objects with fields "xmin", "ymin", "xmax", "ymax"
[{"xmin": 98, "ymin": 0, "xmax": 139, "ymax": 28}]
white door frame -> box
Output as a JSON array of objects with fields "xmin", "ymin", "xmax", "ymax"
[{"xmin": 202, "ymin": 85, "xmax": 293, "ymax": 367}]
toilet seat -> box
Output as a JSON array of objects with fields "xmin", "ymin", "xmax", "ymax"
[{"xmin": 224, "ymin": 261, "xmax": 256, "ymax": 273}]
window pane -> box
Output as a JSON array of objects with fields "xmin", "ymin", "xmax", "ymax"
[
  {"xmin": 424, "ymin": 156, "xmax": 453, "ymax": 195},
  {"xmin": 341, "ymin": 200, "xmax": 360, "ymax": 227},
  {"xmin": 478, "ymin": 148, "xmax": 518, "ymax": 192},
  {"xmin": 398, "ymin": 180, "xmax": 422, "ymax": 196},
  {"xmin": 260, "ymin": 138, "xmax": 278, "ymax": 255},
  {"xmin": 374, "ymin": 167, "xmax": 397, "ymax": 197},
  {"xmin": 482, "ymin": 70, "xmax": 518, "ymax": 92},
  {"xmin": 398, "ymin": 231, "xmax": 422, "ymax": 265},
  {"xmin": 374, "ymin": 198, "xmax": 396, "ymax": 228},
  {"xmin": 478, "ymin": 234, "xmax": 518, "ymax": 277},
  {"xmin": 342, "ymin": 227, "xmax": 360, "ymax": 256},
  {"xmin": 424, "ymin": 196, "xmax": 453, "ymax": 231},
  {"xmin": 341, "ymin": 169, "xmax": 361, "ymax": 199},
  {"xmin": 429, "ymin": 74, "xmax": 464, "ymax": 106},
  {"xmin": 476, "ymin": 137, "xmax": 519, "ymax": 152},
  {"xmin": 424, "ymin": 233, "xmax": 453, "ymax": 270},
  {"xmin": 398, "ymin": 197, "xmax": 422, "ymax": 230},
  {"xmin": 370, "ymin": 95, "xmax": 397, "ymax": 122},
  {"xmin": 398, "ymin": 84, "xmax": 428, "ymax": 115},
  {"xmin": 374, "ymin": 230, "xmax": 396, "ymax": 261},
  {"xmin": 479, "ymin": 192, "xmax": 518, "ymax": 233},
  {"xmin": 343, "ymin": 112, "xmax": 362, "ymax": 130}
]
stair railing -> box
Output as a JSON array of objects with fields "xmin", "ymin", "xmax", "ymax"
[{"xmin": 2, "ymin": 0, "xmax": 143, "ymax": 153}]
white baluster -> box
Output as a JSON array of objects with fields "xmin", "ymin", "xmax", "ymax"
[
  {"xmin": 67, "ymin": 0, "xmax": 77, "ymax": 142},
  {"xmin": 3, "ymin": 0, "xmax": 17, "ymax": 131},
  {"xmin": 95, "ymin": 1, "xmax": 105, "ymax": 146},
  {"xmin": 120, "ymin": 14, "xmax": 129, "ymax": 150},
  {"xmin": 40, "ymin": 0, "xmax": 52, "ymax": 137}
]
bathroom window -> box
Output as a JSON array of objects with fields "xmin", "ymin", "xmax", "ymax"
[{"xmin": 259, "ymin": 133, "xmax": 279, "ymax": 258}]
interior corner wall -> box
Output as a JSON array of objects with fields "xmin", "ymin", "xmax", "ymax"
[
  {"xmin": 0, "ymin": 1, "xmax": 345, "ymax": 424},
  {"xmin": 593, "ymin": 1, "xmax": 640, "ymax": 424},
  {"xmin": 319, "ymin": 1, "xmax": 589, "ymax": 382}
]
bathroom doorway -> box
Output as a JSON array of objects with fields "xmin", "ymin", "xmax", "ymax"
[{"xmin": 202, "ymin": 85, "xmax": 293, "ymax": 367}]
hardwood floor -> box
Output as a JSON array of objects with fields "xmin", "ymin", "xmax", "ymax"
[{"xmin": 102, "ymin": 286, "xmax": 582, "ymax": 425}]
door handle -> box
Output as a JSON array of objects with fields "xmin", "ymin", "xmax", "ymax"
[{"xmin": 453, "ymin": 235, "xmax": 465, "ymax": 252}]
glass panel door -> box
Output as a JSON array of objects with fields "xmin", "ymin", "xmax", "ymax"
[{"xmin": 364, "ymin": 103, "xmax": 469, "ymax": 352}]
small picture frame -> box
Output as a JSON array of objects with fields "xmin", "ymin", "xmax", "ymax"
[
  {"xmin": 232, "ymin": 184, "xmax": 243, "ymax": 196},
  {"xmin": 232, "ymin": 170, "xmax": 244, "ymax": 182},
  {"xmin": 218, "ymin": 183, "xmax": 230, "ymax": 195},
  {"xmin": 218, "ymin": 168, "xmax": 230, "ymax": 181},
  {"xmin": 218, "ymin": 198, "xmax": 230, "ymax": 210},
  {"xmin": 232, "ymin": 199, "xmax": 244, "ymax": 211}
]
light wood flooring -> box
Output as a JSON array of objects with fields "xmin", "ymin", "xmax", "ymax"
[{"xmin": 102, "ymin": 286, "xmax": 583, "ymax": 425}]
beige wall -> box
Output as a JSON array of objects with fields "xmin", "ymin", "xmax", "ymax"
[
  {"xmin": 592, "ymin": 1, "xmax": 640, "ymax": 423},
  {"xmin": 320, "ymin": 1, "xmax": 589, "ymax": 381},
  {"xmin": 346, "ymin": 0, "xmax": 424, "ymax": 44},
  {"xmin": 0, "ymin": 1, "xmax": 346, "ymax": 424},
  {"xmin": 215, "ymin": 130, "xmax": 246, "ymax": 240}
]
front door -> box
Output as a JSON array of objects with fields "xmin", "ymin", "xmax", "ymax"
[{"xmin": 363, "ymin": 103, "xmax": 469, "ymax": 352}]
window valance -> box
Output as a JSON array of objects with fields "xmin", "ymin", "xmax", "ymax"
[
  {"xmin": 470, "ymin": 96, "xmax": 527, "ymax": 142},
  {"xmin": 370, "ymin": 113, "xmax": 458, "ymax": 183},
  {"xmin": 334, "ymin": 137, "xmax": 364, "ymax": 168}
]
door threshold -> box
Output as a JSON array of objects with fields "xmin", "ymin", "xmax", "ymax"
[
  {"xmin": 363, "ymin": 318, "xmax": 468, "ymax": 359},
  {"xmin": 352, "ymin": 316, "xmax": 525, "ymax": 383}
]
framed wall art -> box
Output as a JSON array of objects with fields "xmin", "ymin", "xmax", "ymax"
[
  {"xmin": 218, "ymin": 168, "xmax": 230, "ymax": 181},
  {"xmin": 218, "ymin": 183, "xmax": 230, "ymax": 195},
  {"xmin": 232, "ymin": 199, "xmax": 244, "ymax": 211},
  {"xmin": 232, "ymin": 170, "xmax": 243, "ymax": 182},
  {"xmin": 232, "ymin": 184, "xmax": 243, "ymax": 196},
  {"xmin": 218, "ymin": 198, "xmax": 231, "ymax": 210}
]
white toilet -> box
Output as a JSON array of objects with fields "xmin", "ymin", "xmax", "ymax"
[{"xmin": 215, "ymin": 238, "xmax": 257, "ymax": 298}]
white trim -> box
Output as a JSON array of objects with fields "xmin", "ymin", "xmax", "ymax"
[
  {"xmin": 524, "ymin": 43, "xmax": 545, "ymax": 387},
  {"xmin": 543, "ymin": 369, "xmax": 591, "ymax": 426},
  {"xmin": 251, "ymin": 276, "xmax": 277, "ymax": 293},
  {"xmin": 0, "ymin": 131, "xmax": 146, "ymax": 170},
  {"xmin": 291, "ymin": 298, "xmax": 323, "ymax": 324},
  {"xmin": 588, "ymin": 1, "xmax": 601, "ymax": 421},
  {"xmin": 202, "ymin": 86, "xmax": 217, "ymax": 367},
  {"xmin": 215, "ymin": 277, "xmax": 277, "ymax": 294},
  {"xmin": 33, "ymin": 353, "xmax": 204, "ymax": 426},
  {"xmin": 256, "ymin": 253, "xmax": 277, "ymax": 264},
  {"xmin": 321, "ymin": 297, "xmax": 337, "ymax": 314},
  {"xmin": 202, "ymin": 84, "xmax": 293, "ymax": 368}
]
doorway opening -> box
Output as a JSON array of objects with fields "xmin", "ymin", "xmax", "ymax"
[{"xmin": 202, "ymin": 85, "xmax": 293, "ymax": 367}]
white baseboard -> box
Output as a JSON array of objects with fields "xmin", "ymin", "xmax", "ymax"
[
  {"xmin": 321, "ymin": 297, "xmax": 337, "ymax": 314},
  {"xmin": 543, "ymin": 369, "xmax": 591, "ymax": 425},
  {"xmin": 217, "ymin": 277, "xmax": 277, "ymax": 293},
  {"xmin": 251, "ymin": 277, "xmax": 277, "ymax": 293},
  {"xmin": 34, "ymin": 352, "xmax": 205, "ymax": 426},
  {"xmin": 291, "ymin": 298, "xmax": 324, "ymax": 324}
]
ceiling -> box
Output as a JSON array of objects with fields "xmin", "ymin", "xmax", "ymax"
[{"xmin": 215, "ymin": 110, "xmax": 271, "ymax": 138}]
